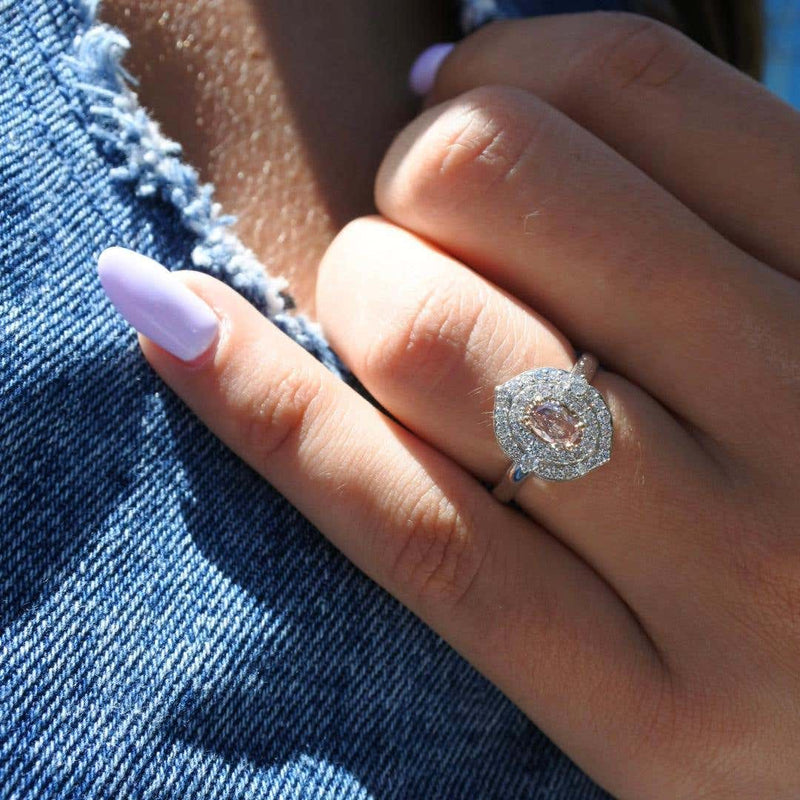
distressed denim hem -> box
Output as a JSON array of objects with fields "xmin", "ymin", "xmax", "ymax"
[{"xmin": 61, "ymin": 0, "xmax": 345, "ymax": 377}]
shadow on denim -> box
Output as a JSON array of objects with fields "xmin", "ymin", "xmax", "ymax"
[
  {"xmin": 0, "ymin": 354, "xmax": 149, "ymax": 629},
  {"xmin": 0, "ymin": 166, "xmax": 150, "ymax": 629}
]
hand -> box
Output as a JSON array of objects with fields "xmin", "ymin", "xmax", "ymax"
[{"xmin": 100, "ymin": 13, "xmax": 800, "ymax": 798}]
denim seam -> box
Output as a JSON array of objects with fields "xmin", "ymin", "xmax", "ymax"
[{"xmin": 57, "ymin": 0, "xmax": 344, "ymax": 376}]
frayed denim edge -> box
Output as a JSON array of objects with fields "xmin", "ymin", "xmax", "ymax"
[{"xmin": 63, "ymin": 0, "xmax": 345, "ymax": 377}]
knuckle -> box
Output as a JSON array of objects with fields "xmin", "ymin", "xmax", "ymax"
[
  {"xmin": 406, "ymin": 86, "xmax": 543, "ymax": 208},
  {"xmin": 362, "ymin": 278, "xmax": 487, "ymax": 396},
  {"xmin": 630, "ymin": 673, "xmax": 753, "ymax": 798},
  {"xmin": 235, "ymin": 364, "xmax": 324, "ymax": 466},
  {"xmin": 728, "ymin": 526, "xmax": 800, "ymax": 647},
  {"xmin": 387, "ymin": 485, "xmax": 485, "ymax": 609},
  {"xmin": 629, "ymin": 664, "xmax": 682, "ymax": 760},
  {"xmin": 570, "ymin": 13, "xmax": 692, "ymax": 99}
]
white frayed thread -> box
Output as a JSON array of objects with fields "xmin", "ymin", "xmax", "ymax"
[{"xmin": 63, "ymin": 10, "xmax": 344, "ymax": 374}]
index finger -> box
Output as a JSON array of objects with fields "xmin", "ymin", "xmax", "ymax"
[{"xmin": 98, "ymin": 248, "xmax": 665, "ymax": 796}]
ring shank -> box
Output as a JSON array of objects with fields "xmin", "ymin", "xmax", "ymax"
[
  {"xmin": 492, "ymin": 465, "xmax": 525, "ymax": 504},
  {"xmin": 571, "ymin": 353, "xmax": 598, "ymax": 383}
]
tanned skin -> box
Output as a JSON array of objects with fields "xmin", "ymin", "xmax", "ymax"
[{"xmin": 101, "ymin": 0, "xmax": 456, "ymax": 315}]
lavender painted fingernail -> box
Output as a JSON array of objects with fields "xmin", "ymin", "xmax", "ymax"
[
  {"xmin": 409, "ymin": 43, "xmax": 455, "ymax": 96},
  {"xmin": 98, "ymin": 247, "xmax": 219, "ymax": 362}
]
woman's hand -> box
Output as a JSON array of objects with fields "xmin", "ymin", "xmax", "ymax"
[{"xmin": 100, "ymin": 13, "xmax": 800, "ymax": 799}]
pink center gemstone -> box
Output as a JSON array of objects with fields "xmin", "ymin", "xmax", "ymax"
[{"xmin": 524, "ymin": 402, "xmax": 583, "ymax": 449}]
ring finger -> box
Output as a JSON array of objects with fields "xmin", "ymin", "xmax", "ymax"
[{"xmin": 317, "ymin": 216, "xmax": 723, "ymax": 641}]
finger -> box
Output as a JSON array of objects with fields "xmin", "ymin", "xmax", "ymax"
[
  {"xmin": 430, "ymin": 13, "xmax": 800, "ymax": 280},
  {"xmin": 375, "ymin": 85, "xmax": 800, "ymax": 444},
  {"xmin": 318, "ymin": 217, "xmax": 721, "ymax": 637},
  {"xmin": 98, "ymin": 249, "xmax": 666, "ymax": 793}
]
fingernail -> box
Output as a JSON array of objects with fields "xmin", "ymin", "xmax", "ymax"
[
  {"xmin": 98, "ymin": 247, "xmax": 219, "ymax": 362},
  {"xmin": 409, "ymin": 43, "xmax": 455, "ymax": 96}
]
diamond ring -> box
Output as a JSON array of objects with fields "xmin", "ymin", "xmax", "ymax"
[{"xmin": 492, "ymin": 354, "xmax": 613, "ymax": 502}]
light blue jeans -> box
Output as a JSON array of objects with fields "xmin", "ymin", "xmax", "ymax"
[{"xmin": 0, "ymin": 1, "xmax": 622, "ymax": 797}]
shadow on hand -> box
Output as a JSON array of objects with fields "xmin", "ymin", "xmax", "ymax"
[{"xmin": 250, "ymin": 0, "xmax": 458, "ymax": 226}]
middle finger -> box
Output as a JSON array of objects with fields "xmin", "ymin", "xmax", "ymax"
[{"xmin": 375, "ymin": 86, "xmax": 799, "ymax": 445}]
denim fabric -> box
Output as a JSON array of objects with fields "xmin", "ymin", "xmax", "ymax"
[
  {"xmin": 460, "ymin": 0, "xmax": 630, "ymax": 32},
  {"xmin": 764, "ymin": 0, "xmax": 800, "ymax": 107},
  {"xmin": 0, "ymin": 0, "xmax": 617, "ymax": 798}
]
